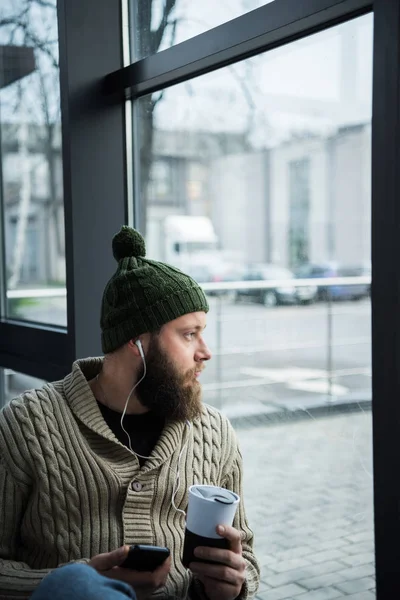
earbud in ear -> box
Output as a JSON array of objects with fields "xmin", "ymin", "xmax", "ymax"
[{"xmin": 135, "ymin": 339, "xmax": 145, "ymax": 360}]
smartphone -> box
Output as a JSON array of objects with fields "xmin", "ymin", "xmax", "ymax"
[{"xmin": 120, "ymin": 544, "xmax": 170, "ymax": 571}]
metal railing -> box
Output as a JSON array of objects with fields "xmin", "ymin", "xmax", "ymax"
[
  {"xmin": 199, "ymin": 276, "xmax": 371, "ymax": 410},
  {"xmin": 5, "ymin": 275, "xmax": 371, "ymax": 298},
  {"xmin": 7, "ymin": 288, "xmax": 67, "ymax": 299},
  {"xmin": 200, "ymin": 275, "xmax": 371, "ymax": 293}
]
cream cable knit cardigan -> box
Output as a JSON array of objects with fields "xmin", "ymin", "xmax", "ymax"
[{"xmin": 0, "ymin": 358, "xmax": 259, "ymax": 599}]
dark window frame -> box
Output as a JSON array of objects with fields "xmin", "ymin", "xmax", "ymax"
[
  {"xmin": 0, "ymin": 0, "xmax": 128, "ymax": 384},
  {"xmin": 104, "ymin": 0, "xmax": 372, "ymax": 98}
]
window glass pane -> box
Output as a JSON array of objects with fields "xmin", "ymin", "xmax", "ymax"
[
  {"xmin": 1, "ymin": 368, "xmax": 45, "ymax": 408},
  {"xmin": 133, "ymin": 0, "xmax": 276, "ymax": 59},
  {"xmin": 135, "ymin": 14, "xmax": 374, "ymax": 597},
  {"xmin": 0, "ymin": 0, "xmax": 67, "ymax": 327}
]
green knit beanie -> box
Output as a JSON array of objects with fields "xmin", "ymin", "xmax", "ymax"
[{"xmin": 100, "ymin": 226, "xmax": 209, "ymax": 353}]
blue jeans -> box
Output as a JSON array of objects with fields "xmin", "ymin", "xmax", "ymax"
[{"xmin": 30, "ymin": 563, "xmax": 137, "ymax": 600}]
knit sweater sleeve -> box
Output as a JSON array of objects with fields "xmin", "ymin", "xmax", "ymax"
[
  {"xmin": 0, "ymin": 459, "xmax": 52, "ymax": 598},
  {"xmin": 0, "ymin": 396, "xmax": 90, "ymax": 599}
]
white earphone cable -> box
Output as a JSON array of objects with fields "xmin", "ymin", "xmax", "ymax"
[
  {"xmin": 99, "ymin": 344, "xmax": 192, "ymax": 517},
  {"xmin": 120, "ymin": 355, "xmax": 147, "ymax": 454},
  {"xmin": 171, "ymin": 420, "xmax": 192, "ymax": 516}
]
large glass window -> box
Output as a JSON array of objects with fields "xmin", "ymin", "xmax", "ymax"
[
  {"xmin": 135, "ymin": 13, "xmax": 374, "ymax": 597},
  {"xmin": 133, "ymin": 0, "xmax": 276, "ymax": 59},
  {"xmin": 0, "ymin": 0, "xmax": 66, "ymax": 327},
  {"xmin": 0, "ymin": 367, "xmax": 45, "ymax": 408}
]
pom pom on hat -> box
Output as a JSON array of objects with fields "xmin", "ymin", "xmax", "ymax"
[{"xmin": 112, "ymin": 226, "xmax": 146, "ymax": 261}]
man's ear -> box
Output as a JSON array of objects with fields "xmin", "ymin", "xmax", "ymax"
[{"xmin": 127, "ymin": 339, "xmax": 141, "ymax": 356}]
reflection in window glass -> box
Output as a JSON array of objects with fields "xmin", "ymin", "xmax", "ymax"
[
  {"xmin": 0, "ymin": 0, "xmax": 66, "ymax": 327},
  {"xmin": 148, "ymin": 159, "xmax": 175, "ymax": 203},
  {"xmin": 135, "ymin": 14, "xmax": 374, "ymax": 597},
  {"xmin": 1, "ymin": 368, "xmax": 45, "ymax": 408},
  {"xmin": 289, "ymin": 158, "xmax": 310, "ymax": 267},
  {"xmin": 133, "ymin": 0, "xmax": 276, "ymax": 59}
]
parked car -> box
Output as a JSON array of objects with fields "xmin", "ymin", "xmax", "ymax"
[
  {"xmin": 294, "ymin": 262, "xmax": 370, "ymax": 301},
  {"xmin": 186, "ymin": 264, "xmax": 213, "ymax": 284},
  {"xmin": 187, "ymin": 260, "xmax": 245, "ymax": 297},
  {"xmin": 235, "ymin": 264, "xmax": 317, "ymax": 307}
]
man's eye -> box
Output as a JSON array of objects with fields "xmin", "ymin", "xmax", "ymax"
[{"xmin": 184, "ymin": 332, "xmax": 195, "ymax": 340}]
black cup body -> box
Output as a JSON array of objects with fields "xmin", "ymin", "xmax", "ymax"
[{"xmin": 182, "ymin": 528, "xmax": 229, "ymax": 568}]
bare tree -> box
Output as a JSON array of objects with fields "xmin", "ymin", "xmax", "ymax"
[
  {"xmin": 1, "ymin": 0, "xmax": 179, "ymax": 279},
  {"xmin": 136, "ymin": 0, "xmax": 178, "ymax": 236},
  {"xmin": 1, "ymin": 0, "xmax": 265, "ymax": 274},
  {"xmin": 0, "ymin": 0, "xmax": 62, "ymax": 286}
]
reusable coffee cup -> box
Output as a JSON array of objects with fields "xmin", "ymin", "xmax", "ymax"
[{"xmin": 182, "ymin": 484, "xmax": 240, "ymax": 568}]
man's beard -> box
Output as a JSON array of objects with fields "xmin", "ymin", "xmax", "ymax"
[{"xmin": 135, "ymin": 335, "xmax": 203, "ymax": 422}]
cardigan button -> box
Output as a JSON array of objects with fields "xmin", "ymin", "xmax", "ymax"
[{"xmin": 131, "ymin": 481, "xmax": 142, "ymax": 492}]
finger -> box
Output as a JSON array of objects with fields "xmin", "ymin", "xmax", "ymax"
[
  {"xmin": 193, "ymin": 547, "xmax": 243, "ymax": 569},
  {"xmin": 90, "ymin": 546, "xmax": 129, "ymax": 571},
  {"xmin": 189, "ymin": 562, "xmax": 242, "ymax": 586},
  {"xmin": 216, "ymin": 525, "xmax": 243, "ymax": 554}
]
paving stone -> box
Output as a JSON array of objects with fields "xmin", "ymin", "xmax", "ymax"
[
  {"xmin": 336, "ymin": 564, "xmax": 375, "ymax": 581},
  {"xmin": 334, "ymin": 577, "xmax": 375, "ymax": 594},
  {"xmin": 344, "ymin": 542, "xmax": 374, "ymax": 556},
  {"xmin": 298, "ymin": 571, "xmax": 347, "ymax": 590},
  {"xmin": 316, "ymin": 518, "xmax": 353, "ymax": 531},
  {"xmin": 259, "ymin": 566, "xmax": 279, "ymax": 579},
  {"xmin": 345, "ymin": 593, "xmax": 375, "ymax": 600},
  {"xmin": 285, "ymin": 517, "xmax": 321, "ymax": 529},
  {"xmin": 267, "ymin": 534, "xmax": 297, "ymax": 546},
  {"xmin": 263, "ymin": 524, "xmax": 290, "ymax": 536},
  {"xmin": 316, "ymin": 538, "xmax": 349, "ymax": 551},
  {"xmin": 316, "ymin": 528, "xmax": 354, "ymax": 541},
  {"xmin": 263, "ymin": 561, "xmax": 345, "ymax": 588},
  {"xmin": 257, "ymin": 554, "xmax": 280, "ymax": 567},
  {"xmin": 269, "ymin": 558, "xmax": 312, "ymax": 573},
  {"xmin": 305, "ymin": 550, "xmax": 345, "ymax": 564},
  {"xmin": 257, "ymin": 580, "xmax": 273, "ymax": 593},
  {"xmin": 256, "ymin": 583, "xmax": 306, "ymax": 600},
  {"xmin": 272, "ymin": 546, "xmax": 315, "ymax": 562},
  {"xmin": 284, "ymin": 524, "xmax": 319, "ymax": 538},
  {"xmin": 296, "ymin": 587, "xmax": 344, "ymax": 600},
  {"xmin": 340, "ymin": 552, "xmax": 375, "ymax": 568},
  {"xmin": 281, "ymin": 535, "xmax": 322, "ymax": 549},
  {"xmin": 345, "ymin": 531, "xmax": 374, "ymax": 544}
]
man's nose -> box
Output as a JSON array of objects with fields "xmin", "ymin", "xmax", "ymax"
[{"xmin": 196, "ymin": 338, "xmax": 212, "ymax": 362}]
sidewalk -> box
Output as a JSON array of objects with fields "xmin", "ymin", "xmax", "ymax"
[
  {"xmin": 236, "ymin": 409, "xmax": 375, "ymax": 599},
  {"xmin": 222, "ymin": 390, "xmax": 371, "ymax": 430}
]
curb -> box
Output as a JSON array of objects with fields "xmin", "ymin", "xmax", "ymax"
[{"xmin": 228, "ymin": 399, "xmax": 372, "ymax": 429}]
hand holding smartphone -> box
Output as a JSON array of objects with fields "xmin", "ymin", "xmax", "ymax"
[{"xmin": 120, "ymin": 544, "xmax": 170, "ymax": 572}]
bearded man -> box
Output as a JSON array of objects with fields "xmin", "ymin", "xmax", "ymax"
[{"xmin": 0, "ymin": 226, "xmax": 260, "ymax": 600}]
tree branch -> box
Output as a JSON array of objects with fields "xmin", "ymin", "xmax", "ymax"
[
  {"xmin": 152, "ymin": 89, "xmax": 165, "ymax": 108},
  {"xmin": 32, "ymin": 0, "xmax": 56, "ymax": 8},
  {"xmin": 152, "ymin": 0, "xmax": 177, "ymax": 52},
  {"xmin": 12, "ymin": 16, "xmax": 58, "ymax": 68}
]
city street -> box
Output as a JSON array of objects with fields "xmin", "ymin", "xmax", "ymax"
[
  {"xmin": 238, "ymin": 410, "xmax": 374, "ymax": 599},
  {"xmin": 203, "ymin": 297, "xmax": 371, "ymax": 418}
]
